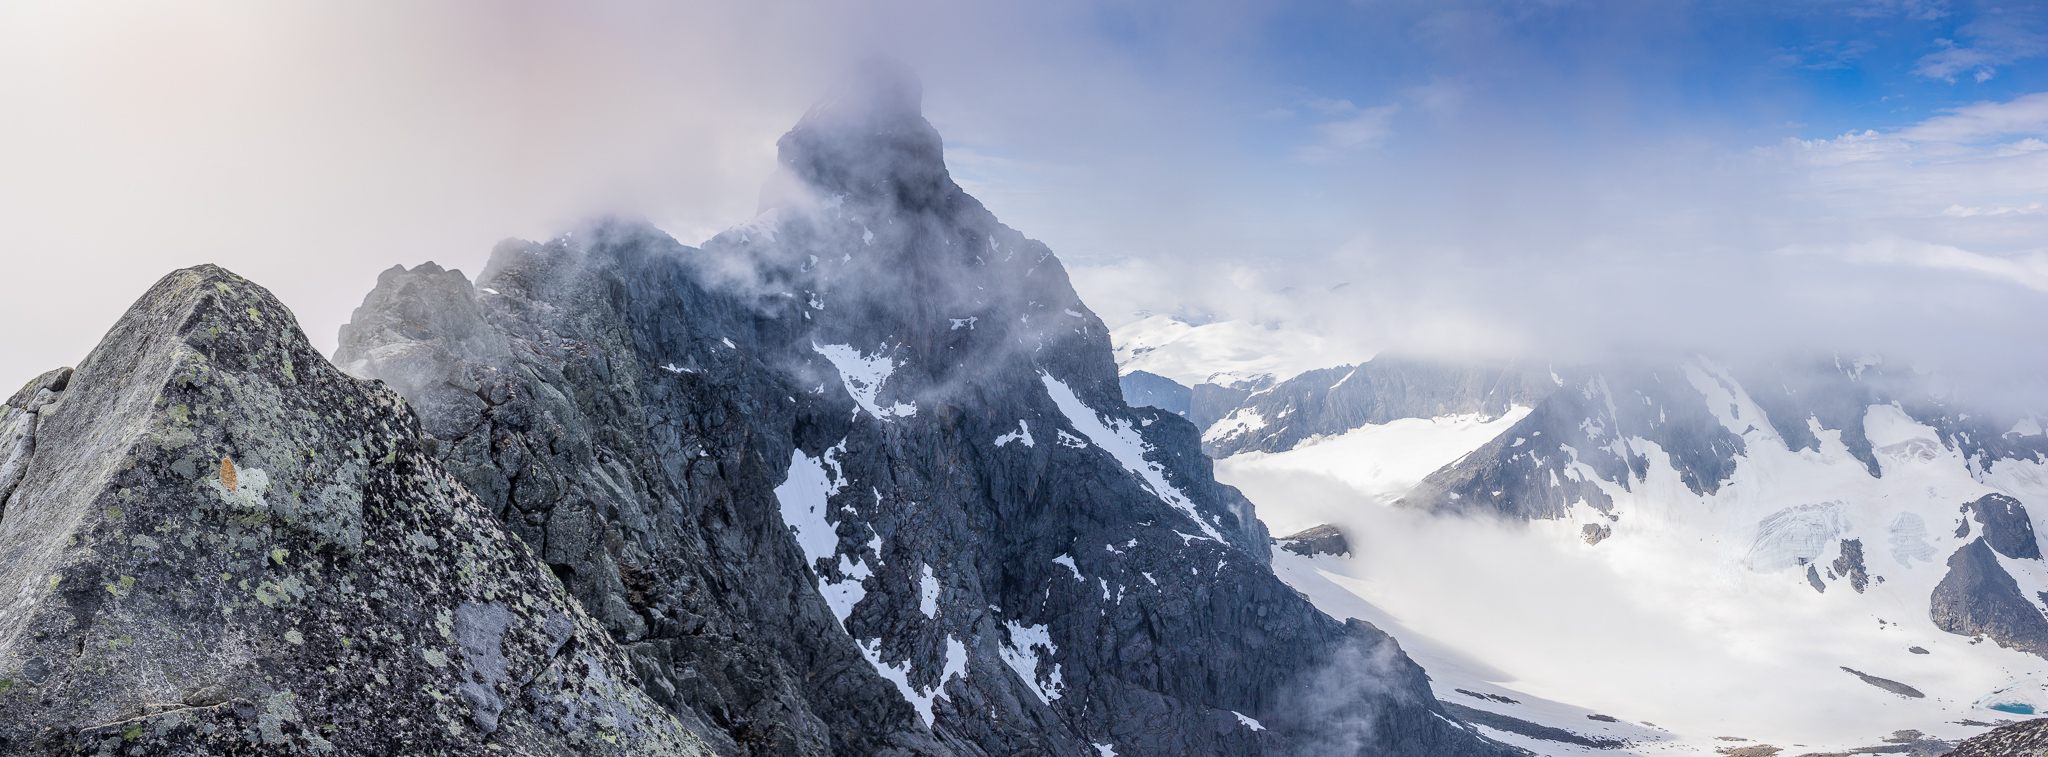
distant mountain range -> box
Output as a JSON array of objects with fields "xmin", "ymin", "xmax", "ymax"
[{"xmin": 1115, "ymin": 316, "xmax": 2048, "ymax": 754}]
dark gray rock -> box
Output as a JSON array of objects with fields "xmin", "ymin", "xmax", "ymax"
[
  {"xmin": 0, "ymin": 266, "xmax": 708, "ymax": 756},
  {"xmin": 1120, "ymin": 370, "xmax": 1191, "ymax": 416},
  {"xmin": 1581, "ymin": 524, "xmax": 1612, "ymax": 546},
  {"xmin": 1274, "ymin": 524, "xmax": 1349, "ymax": 558},
  {"xmin": 1832, "ymin": 539, "xmax": 1870, "ymax": 593},
  {"xmin": 1944, "ymin": 718, "xmax": 2048, "ymax": 757},
  {"xmin": 0, "ymin": 366, "xmax": 70, "ymax": 514},
  {"xmin": 1201, "ymin": 358, "xmax": 1550, "ymax": 458},
  {"xmin": 335, "ymin": 60, "xmax": 1515, "ymax": 757},
  {"xmin": 1931, "ymin": 538, "xmax": 2048, "ymax": 660},
  {"xmin": 1384, "ymin": 357, "xmax": 2048, "ymax": 528},
  {"xmin": 1839, "ymin": 667, "xmax": 1924, "ymax": 698},
  {"xmin": 1397, "ymin": 363, "xmax": 1748, "ymax": 519},
  {"xmin": 1964, "ymin": 494, "xmax": 2041, "ymax": 560},
  {"xmin": 1189, "ymin": 381, "xmax": 1262, "ymax": 434},
  {"xmin": 1438, "ymin": 701, "xmax": 1623, "ymax": 749}
]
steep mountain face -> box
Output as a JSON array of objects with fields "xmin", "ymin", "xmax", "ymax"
[
  {"xmin": 335, "ymin": 60, "xmax": 1512, "ymax": 757},
  {"xmin": 1197, "ymin": 359, "xmax": 1550, "ymax": 459},
  {"xmin": 1396, "ymin": 360, "xmax": 2048, "ymax": 521},
  {"xmin": 1391, "ymin": 360, "xmax": 2048, "ymax": 675},
  {"xmin": 0, "ymin": 266, "xmax": 706, "ymax": 756},
  {"xmin": 1116, "ymin": 370, "xmax": 1190, "ymax": 417}
]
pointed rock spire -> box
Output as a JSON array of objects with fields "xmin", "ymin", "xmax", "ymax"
[{"xmin": 770, "ymin": 56, "xmax": 953, "ymax": 210}]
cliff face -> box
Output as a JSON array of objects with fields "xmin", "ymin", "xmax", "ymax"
[
  {"xmin": 0, "ymin": 266, "xmax": 706, "ymax": 756},
  {"xmin": 333, "ymin": 60, "xmax": 1512, "ymax": 757}
]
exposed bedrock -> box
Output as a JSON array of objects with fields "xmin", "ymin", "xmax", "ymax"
[
  {"xmin": 0, "ymin": 266, "xmax": 707, "ymax": 756},
  {"xmin": 1931, "ymin": 538, "xmax": 2048, "ymax": 660},
  {"xmin": 1274, "ymin": 524, "xmax": 1351, "ymax": 558},
  {"xmin": 334, "ymin": 59, "xmax": 1514, "ymax": 757}
]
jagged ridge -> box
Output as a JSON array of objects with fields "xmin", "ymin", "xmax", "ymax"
[{"xmin": 0, "ymin": 266, "xmax": 706, "ymax": 756}]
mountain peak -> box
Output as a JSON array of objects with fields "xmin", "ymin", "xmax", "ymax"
[{"xmin": 771, "ymin": 56, "xmax": 951, "ymax": 208}]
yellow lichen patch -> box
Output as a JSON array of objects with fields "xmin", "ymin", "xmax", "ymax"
[{"xmin": 221, "ymin": 456, "xmax": 239, "ymax": 492}]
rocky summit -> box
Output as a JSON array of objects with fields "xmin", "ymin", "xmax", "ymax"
[
  {"xmin": 0, "ymin": 60, "xmax": 1514, "ymax": 756},
  {"xmin": 0, "ymin": 266, "xmax": 706, "ymax": 756}
]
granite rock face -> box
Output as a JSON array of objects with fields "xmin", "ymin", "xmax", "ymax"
[
  {"xmin": 1945, "ymin": 718, "xmax": 2048, "ymax": 757},
  {"xmin": 1200, "ymin": 359, "xmax": 1550, "ymax": 458},
  {"xmin": 1932, "ymin": 537, "xmax": 2048, "ymax": 659},
  {"xmin": 1964, "ymin": 494, "xmax": 2041, "ymax": 560},
  {"xmin": 335, "ymin": 59, "xmax": 1513, "ymax": 757},
  {"xmin": 0, "ymin": 266, "xmax": 708, "ymax": 756},
  {"xmin": 1388, "ymin": 359, "xmax": 2048, "ymax": 521}
]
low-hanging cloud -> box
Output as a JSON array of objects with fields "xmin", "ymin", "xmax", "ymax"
[{"xmin": 1, "ymin": 0, "xmax": 2045, "ymax": 409}]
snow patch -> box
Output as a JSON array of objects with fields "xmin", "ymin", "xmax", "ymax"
[
  {"xmin": 1203, "ymin": 408, "xmax": 1267, "ymax": 445},
  {"xmin": 1042, "ymin": 373, "xmax": 1226, "ymax": 541},
  {"xmin": 815, "ymin": 343, "xmax": 917, "ymax": 419},
  {"xmin": 1000, "ymin": 621, "xmax": 1063, "ymax": 703},
  {"xmin": 778, "ymin": 445, "xmax": 876, "ymax": 631},
  {"xmin": 1231, "ymin": 711, "xmax": 1265, "ymax": 732},
  {"xmin": 995, "ymin": 420, "xmax": 1035, "ymax": 448},
  {"xmin": 1053, "ymin": 554, "xmax": 1081, "ymax": 580},
  {"xmin": 776, "ymin": 449, "xmax": 843, "ymax": 566},
  {"xmin": 920, "ymin": 564, "xmax": 941, "ymax": 618}
]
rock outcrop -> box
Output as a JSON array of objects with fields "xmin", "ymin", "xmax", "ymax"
[
  {"xmin": 1199, "ymin": 358, "xmax": 1550, "ymax": 458},
  {"xmin": 1274, "ymin": 524, "xmax": 1350, "ymax": 558},
  {"xmin": 1932, "ymin": 537, "xmax": 2048, "ymax": 660},
  {"xmin": 0, "ymin": 266, "xmax": 707, "ymax": 756},
  {"xmin": 333, "ymin": 59, "xmax": 1513, "ymax": 757},
  {"xmin": 1944, "ymin": 718, "xmax": 2048, "ymax": 757}
]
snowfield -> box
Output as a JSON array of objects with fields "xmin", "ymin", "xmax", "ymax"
[
  {"xmin": 1214, "ymin": 361, "xmax": 2048, "ymax": 755},
  {"xmin": 1109, "ymin": 315, "xmax": 1372, "ymax": 388}
]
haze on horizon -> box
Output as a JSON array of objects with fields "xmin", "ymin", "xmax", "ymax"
[{"xmin": 1, "ymin": 0, "xmax": 2045, "ymax": 400}]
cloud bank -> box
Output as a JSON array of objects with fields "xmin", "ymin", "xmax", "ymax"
[{"xmin": 0, "ymin": 0, "xmax": 2044, "ymax": 405}]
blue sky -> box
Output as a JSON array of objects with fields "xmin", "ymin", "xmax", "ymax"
[{"xmin": 0, "ymin": 0, "xmax": 2044, "ymax": 390}]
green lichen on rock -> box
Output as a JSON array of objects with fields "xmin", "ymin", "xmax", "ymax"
[{"xmin": 0, "ymin": 266, "xmax": 710, "ymax": 756}]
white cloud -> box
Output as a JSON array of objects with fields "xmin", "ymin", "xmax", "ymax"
[
  {"xmin": 1778, "ymin": 237, "xmax": 2048, "ymax": 292},
  {"xmin": 1896, "ymin": 91, "xmax": 2048, "ymax": 143},
  {"xmin": 1915, "ymin": 21, "xmax": 2048, "ymax": 83}
]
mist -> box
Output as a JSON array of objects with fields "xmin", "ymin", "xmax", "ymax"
[{"xmin": 2, "ymin": 0, "xmax": 2045, "ymax": 403}]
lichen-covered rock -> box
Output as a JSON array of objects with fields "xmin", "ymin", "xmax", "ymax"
[
  {"xmin": 0, "ymin": 266, "xmax": 709, "ymax": 756},
  {"xmin": 336, "ymin": 59, "xmax": 1514, "ymax": 757}
]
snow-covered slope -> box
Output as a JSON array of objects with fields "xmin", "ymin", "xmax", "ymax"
[
  {"xmin": 1219, "ymin": 410, "xmax": 1531, "ymax": 530},
  {"xmin": 1210, "ymin": 356, "xmax": 2048, "ymax": 754},
  {"xmin": 1109, "ymin": 315, "xmax": 1369, "ymax": 388}
]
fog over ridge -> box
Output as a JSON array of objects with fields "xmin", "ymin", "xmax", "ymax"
[{"xmin": 0, "ymin": 0, "xmax": 2042, "ymax": 407}]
